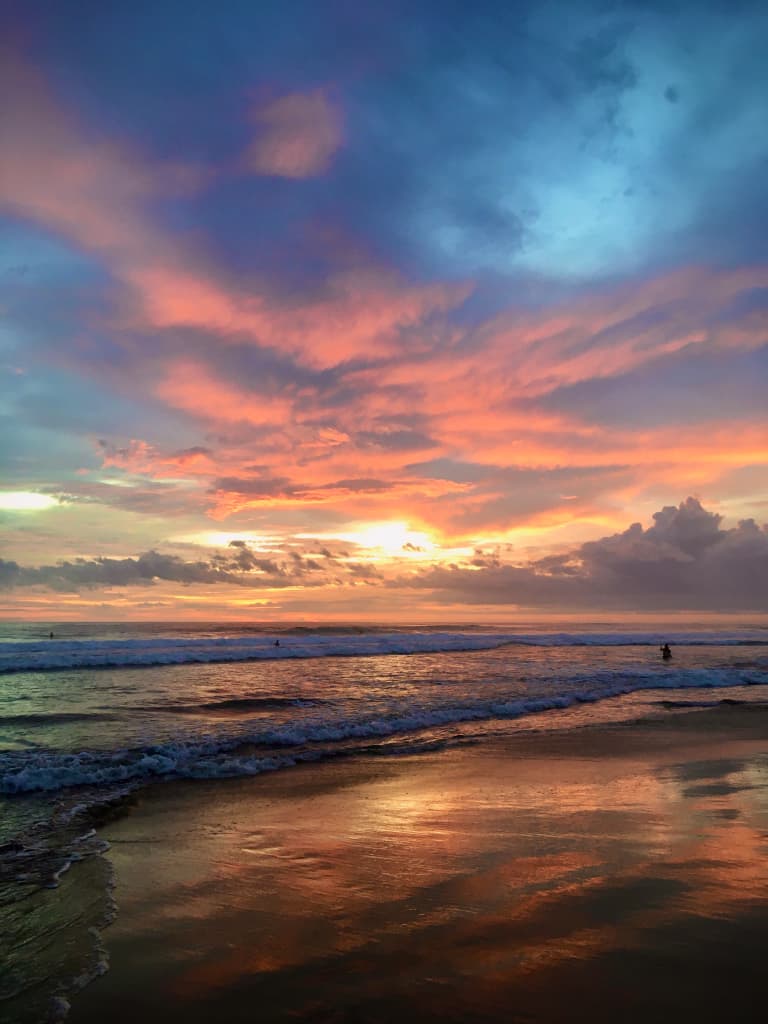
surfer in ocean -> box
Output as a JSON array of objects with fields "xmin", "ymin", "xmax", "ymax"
[{"xmin": 660, "ymin": 643, "xmax": 672, "ymax": 660}]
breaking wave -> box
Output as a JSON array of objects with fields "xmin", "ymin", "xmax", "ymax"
[
  {"xmin": 3, "ymin": 663, "xmax": 766, "ymax": 795},
  {"xmin": 2, "ymin": 629, "xmax": 766, "ymax": 674}
]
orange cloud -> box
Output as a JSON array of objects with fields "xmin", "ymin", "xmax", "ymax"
[
  {"xmin": 206, "ymin": 474, "xmax": 470, "ymax": 521},
  {"xmin": 155, "ymin": 361, "xmax": 293, "ymax": 427},
  {"xmin": 91, "ymin": 327, "xmax": 766, "ymax": 538}
]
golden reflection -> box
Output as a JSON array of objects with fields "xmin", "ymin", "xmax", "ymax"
[{"xmin": 90, "ymin": 717, "xmax": 768, "ymax": 1015}]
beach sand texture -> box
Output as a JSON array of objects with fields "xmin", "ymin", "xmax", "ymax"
[{"xmin": 70, "ymin": 705, "xmax": 768, "ymax": 1024}]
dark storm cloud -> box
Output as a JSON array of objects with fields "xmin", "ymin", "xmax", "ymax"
[
  {"xmin": 0, "ymin": 546, "xmax": 329, "ymax": 592},
  {"xmin": 346, "ymin": 562, "xmax": 384, "ymax": 582},
  {"xmin": 226, "ymin": 546, "xmax": 286, "ymax": 575},
  {"xmin": 398, "ymin": 499, "xmax": 768, "ymax": 612},
  {"xmin": 0, "ymin": 551, "xmax": 244, "ymax": 591}
]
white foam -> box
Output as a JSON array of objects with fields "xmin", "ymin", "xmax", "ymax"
[
  {"xmin": 44, "ymin": 858, "xmax": 73, "ymax": 888},
  {"xmin": 1, "ymin": 630, "xmax": 765, "ymax": 674},
  {"xmin": 2, "ymin": 662, "xmax": 765, "ymax": 794}
]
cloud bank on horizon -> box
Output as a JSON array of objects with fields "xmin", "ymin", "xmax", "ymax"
[
  {"xmin": 1, "ymin": 0, "xmax": 766, "ymax": 619},
  {"xmin": 2, "ymin": 499, "xmax": 767, "ymax": 615}
]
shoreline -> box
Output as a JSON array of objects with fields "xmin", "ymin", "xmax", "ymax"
[{"xmin": 66, "ymin": 702, "xmax": 768, "ymax": 1023}]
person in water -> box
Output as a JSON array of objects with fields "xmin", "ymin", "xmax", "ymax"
[
  {"xmin": 661, "ymin": 643, "xmax": 672, "ymax": 660},
  {"xmin": 274, "ymin": 639, "xmax": 280, "ymax": 647}
]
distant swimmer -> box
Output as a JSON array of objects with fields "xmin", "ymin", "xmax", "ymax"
[
  {"xmin": 274, "ymin": 639, "xmax": 280, "ymax": 647},
  {"xmin": 49, "ymin": 631, "xmax": 54, "ymax": 639},
  {"xmin": 660, "ymin": 643, "xmax": 672, "ymax": 660}
]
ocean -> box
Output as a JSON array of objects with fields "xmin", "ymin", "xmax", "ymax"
[{"xmin": 1, "ymin": 620, "xmax": 767, "ymax": 1022}]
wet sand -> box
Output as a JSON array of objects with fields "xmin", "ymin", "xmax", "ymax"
[{"xmin": 71, "ymin": 705, "xmax": 768, "ymax": 1023}]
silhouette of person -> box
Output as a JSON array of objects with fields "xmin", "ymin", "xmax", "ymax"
[
  {"xmin": 49, "ymin": 631, "xmax": 54, "ymax": 639},
  {"xmin": 274, "ymin": 639, "xmax": 280, "ymax": 647},
  {"xmin": 661, "ymin": 643, "xmax": 672, "ymax": 660}
]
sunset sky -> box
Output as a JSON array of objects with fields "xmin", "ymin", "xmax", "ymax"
[{"xmin": 1, "ymin": 0, "xmax": 767, "ymax": 621}]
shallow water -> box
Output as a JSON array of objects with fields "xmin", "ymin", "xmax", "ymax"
[{"xmin": 71, "ymin": 722, "xmax": 768, "ymax": 1024}]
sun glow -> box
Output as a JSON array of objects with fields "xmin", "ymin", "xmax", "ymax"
[
  {"xmin": 0, "ymin": 491, "xmax": 58, "ymax": 511},
  {"xmin": 313, "ymin": 521, "xmax": 438, "ymax": 558}
]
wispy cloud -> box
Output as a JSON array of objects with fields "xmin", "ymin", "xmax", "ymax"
[
  {"xmin": 246, "ymin": 89, "xmax": 343, "ymax": 178},
  {"xmin": 2, "ymin": 4, "xmax": 767, "ymax": 619}
]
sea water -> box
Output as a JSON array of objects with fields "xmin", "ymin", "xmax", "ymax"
[{"xmin": 1, "ymin": 620, "xmax": 767, "ymax": 1021}]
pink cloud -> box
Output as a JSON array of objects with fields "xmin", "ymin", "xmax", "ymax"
[
  {"xmin": 4, "ymin": 53, "xmax": 767, "ymax": 550},
  {"xmin": 246, "ymin": 89, "xmax": 343, "ymax": 178},
  {"xmin": 0, "ymin": 51, "xmax": 202, "ymax": 261},
  {"xmin": 123, "ymin": 265, "xmax": 468, "ymax": 369},
  {"xmin": 473, "ymin": 266, "xmax": 768, "ymax": 397},
  {"xmin": 1, "ymin": 56, "xmax": 463, "ymax": 372}
]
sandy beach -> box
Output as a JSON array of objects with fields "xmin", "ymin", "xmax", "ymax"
[{"xmin": 66, "ymin": 703, "xmax": 768, "ymax": 1024}]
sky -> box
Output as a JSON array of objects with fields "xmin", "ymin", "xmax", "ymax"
[{"xmin": 1, "ymin": 0, "xmax": 767, "ymax": 622}]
